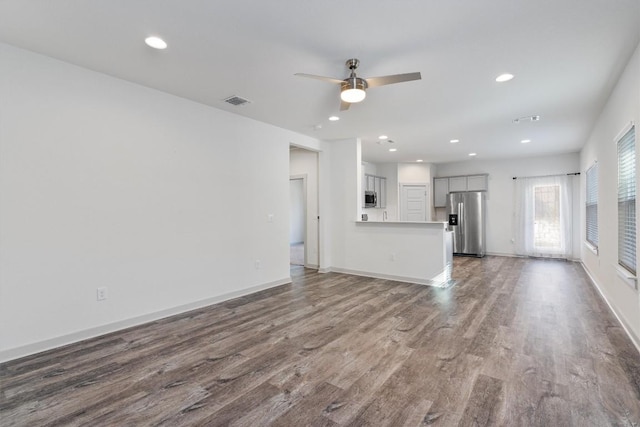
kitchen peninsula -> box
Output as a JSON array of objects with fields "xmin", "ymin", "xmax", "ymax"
[
  {"xmin": 342, "ymin": 220, "xmax": 453, "ymax": 287},
  {"xmin": 326, "ymin": 139, "xmax": 453, "ymax": 287}
]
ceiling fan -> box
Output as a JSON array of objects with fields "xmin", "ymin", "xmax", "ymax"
[{"xmin": 295, "ymin": 59, "xmax": 421, "ymax": 111}]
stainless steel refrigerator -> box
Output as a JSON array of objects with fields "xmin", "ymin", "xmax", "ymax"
[{"xmin": 446, "ymin": 191, "xmax": 486, "ymax": 257}]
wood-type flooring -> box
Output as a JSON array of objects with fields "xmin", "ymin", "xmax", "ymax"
[{"xmin": 2, "ymin": 256, "xmax": 640, "ymax": 426}]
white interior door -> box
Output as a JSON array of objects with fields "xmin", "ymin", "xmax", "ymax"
[{"xmin": 400, "ymin": 184, "xmax": 427, "ymax": 221}]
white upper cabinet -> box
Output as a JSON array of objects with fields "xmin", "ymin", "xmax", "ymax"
[
  {"xmin": 433, "ymin": 174, "xmax": 488, "ymax": 207},
  {"xmin": 433, "ymin": 178, "xmax": 449, "ymax": 208},
  {"xmin": 466, "ymin": 174, "xmax": 488, "ymax": 191},
  {"xmin": 448, "ymin": 176, "xmax": 468, "ymax": 192}
]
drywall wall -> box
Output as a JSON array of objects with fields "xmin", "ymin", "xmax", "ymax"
[
  {"xmin": 580, "ymin": 41, "xmax": 640, "ymax": 345},
  {"xmin": 289, "ymin": 148, "xmax": 319, "ymax": 267},
  {"xmin": 398, "ymin": 163, "xmax": 433, "ymax": 184},
  {"xmin": 435, "ymin": 153, "xmax": 581, "ymax": 258},
  {"xmin": 0, "ymin": 43, "xmax": 320, "ymax": 360}
]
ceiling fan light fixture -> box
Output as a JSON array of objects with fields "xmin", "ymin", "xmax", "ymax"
[{"xmin": 340, "ymin": 78, "xmax": 367, "ymax": 103}]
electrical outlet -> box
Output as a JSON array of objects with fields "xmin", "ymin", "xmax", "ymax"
[
  {"xmin": 96, "ymin": 287, "xmax": 108, "ymax": 301},
  {"xmin": 255, "ymin": 260, "xmax": 261, "ymax": 269},
  {"xmin": 390, "ymin": 253, "xmax": 396, "ymax": 262},
  {"xmin": 267, "ymin": 214, "xmax": 274, "ymax": 223}
]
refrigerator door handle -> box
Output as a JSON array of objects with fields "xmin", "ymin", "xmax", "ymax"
[{"xmin": 458, "ymin": 202, "xmax": 464, "ymax": 253}]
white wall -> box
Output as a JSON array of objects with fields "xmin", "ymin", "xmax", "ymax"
[
  {"xmin": 0, "ymin": 43, "xmax": 320, "ymax": 361},
  {"xmin": 289, "ymin": 148, "xmax": 320, "ymax": 267},
  {"xmin": 580, "ymin": 41, "xmax": 640, "ymax": 346},
  {"xmin": 398, "ymin": 163, "xmax": 433, "ymax": 183},
  {"xmin": 435, "ymin": 153, "xmax": 581, "ymax": 258}
]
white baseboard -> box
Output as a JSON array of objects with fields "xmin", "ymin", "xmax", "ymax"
[
  {"xmin": 0, "ymin": 277, "xmax": 291, "ymax": 364},
  {"xmin": 485, "ymin": 251, "xmax": 520, "ymax": 258},
  {"xmin": 304, "ymin": 263, "xmax": 319, "ymax": 270},
  {"xmin": 328, "ymin": 267, "xmax": 450, "ymax": 288},
  {"xmin": 580, "ymin": 262, "xmax": 640, "ymax": 354},
  {"xmin": 485, "ymin": 252, "xmax": 580, "ymax": 263}
]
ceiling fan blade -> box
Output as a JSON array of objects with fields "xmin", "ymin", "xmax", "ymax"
[
  {"xmin": 294, "ymin": 73, "xmax": 344, "ymax": 85},
  {"xmin": 365, "ymin": 72, "xmax": 422, "ymax": 88},
  {"xmin": 340, "ymin": 100, "xmax": 351, "ymax": 111}
]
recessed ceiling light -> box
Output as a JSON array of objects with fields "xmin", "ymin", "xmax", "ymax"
[
  {"xmin": 469, "ymin": 152, "xmax": 477, "ymax": 156},
  {"xmin": 450, "ymin": 139, "xmax": 459, "ymax": 143},
  {"xmin": 328, "ymin": 116, "xmax": 340, "ymax": 121},
  {"xmin": 378, "ymin": 135, "xmax": 388, "ymax": 140},
  {"xmin": 389, "ymin": 148, "xmax": 397, "ymax": 152},
  {"xmin": 416, "ymin": 159, "xmax": 424, "ymax": 162},
  {"xmin": 521, "ymin": 139, "xmax": 531, "ymax": 144},
  {"xmin": 145, "ymin": 36, "xmax": 167, "ymax": 50},
  {"xmin": 495, "ymin": 73, "xmax": 514, "ymax": 82}
]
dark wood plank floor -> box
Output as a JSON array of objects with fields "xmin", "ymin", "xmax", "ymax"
[{"xmin": 2, "ymin": 256, "xmax": 640, "ymax": 426}]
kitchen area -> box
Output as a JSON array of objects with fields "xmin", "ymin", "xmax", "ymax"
[
  {"xmin": 355, "ymin": 160, "xmax": 487, "ymax": 286},
  {"xmin": 327, "ymin": 139, "xmax": 489, "ymax": 288}
]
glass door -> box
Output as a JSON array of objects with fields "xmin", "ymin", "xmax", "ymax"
[{"xmin": 533, "ymin": 184, "xmax": 561, "ymax": 253}]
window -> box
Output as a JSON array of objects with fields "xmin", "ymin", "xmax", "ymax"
[
  {"xmin": 586, "ymin": 163, "xmax": 598, "ymax": 249},
  {"xmin": 618, "ymin": 125, "xmax": 636, "ymax": 274}
]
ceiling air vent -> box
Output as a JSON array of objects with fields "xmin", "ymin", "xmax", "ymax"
[{"xmin": 224, "ymin": 95, "xmax": 251, "ymax": 106}]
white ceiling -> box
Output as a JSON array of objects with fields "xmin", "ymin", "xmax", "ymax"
[{"xmin": 1, "ymin": 0, "xmax": 638, "ymax": 164}]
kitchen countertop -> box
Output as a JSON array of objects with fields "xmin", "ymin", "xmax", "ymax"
[{"xmin": 355, "ymin": 220, "xmax": 448, "ymax": 225}]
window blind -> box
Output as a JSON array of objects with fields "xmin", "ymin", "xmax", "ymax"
[
  {"xmin": 618, "ymin": 125, "xmax": 636, "ymax": 274},
  {"xmin": 586, "ymin": 163, "xmax": 598, "ymax": 248}
]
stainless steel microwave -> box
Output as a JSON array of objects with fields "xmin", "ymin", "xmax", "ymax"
[{"xmin": 364, "ymin": 190, "xmax": 377, "ymax": 208}]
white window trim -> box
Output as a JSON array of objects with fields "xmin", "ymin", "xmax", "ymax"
[
  {"xmin": 616, "ymin": 264, "xmax": 637, "ymax": 290},
  {"xmin": 614, "ymin": 121, "xmax": 636, "ymax": 144},
  {"xmin": 616, "ymin": 120, "xmax": 636, "ymax": 277},
  {"xmin": 584, "ymin": 240, "xmax": 598, "ymax": 255},
  {"xmin": 585, "ymin": 161, "xmax": 598, "ymax": 251}
]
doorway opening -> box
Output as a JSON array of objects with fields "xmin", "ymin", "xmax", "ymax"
[
  {"xmin": 289, "ymin": 146, "xmax": 320, "ymax": 269},
  {"xmin": 289, "ymin": 177, "xmax": 305, "ymax": 266},
  {"xmin": 533, "ymin": 184, "xmax": 561, "ymax": 252},
  {"xmin": 514, "ymin": 174, "xmax": 573, "ymax": 259}
]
